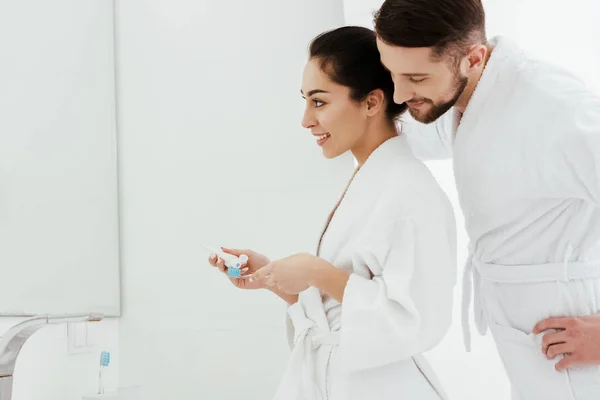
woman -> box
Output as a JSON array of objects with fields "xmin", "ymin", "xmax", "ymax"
[{"xmin": 208, "ymin": 26, "xmax": 456, "ymax": 400}]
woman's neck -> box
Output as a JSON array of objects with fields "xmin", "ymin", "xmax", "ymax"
[{"xmin": 351, "ymin": 119, "xmax": 398, "ymax": 167}]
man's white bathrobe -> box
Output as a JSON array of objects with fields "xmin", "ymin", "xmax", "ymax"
[
  {"xmin": 273, "ymin": 135, "xmax": 457, "ymax": 400},
  {"xmin": 405, "ymin": 36, "xmax": 600, "ymax": 399}
]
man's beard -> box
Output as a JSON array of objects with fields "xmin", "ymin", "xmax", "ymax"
[{"xmin": 410, "ymin": 75, "xmax": 468, "ymax": 124}]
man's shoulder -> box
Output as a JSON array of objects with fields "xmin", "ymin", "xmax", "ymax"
[{"xmin": 512, "ymin": 55, "xmax": 594, "ymax": 109}]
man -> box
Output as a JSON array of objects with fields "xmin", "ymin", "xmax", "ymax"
[{"xmin": 373, "ymin": 0, "xmax": 600, "ymax": 398}]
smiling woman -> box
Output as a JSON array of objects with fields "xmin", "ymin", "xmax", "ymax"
[
  {"xmin": 300, "ymin": 27, "xmax": 406, "ymax": 163},
  {"xmin": 209, "ymin": 25, "xmax": 457, "ymax": 400}
]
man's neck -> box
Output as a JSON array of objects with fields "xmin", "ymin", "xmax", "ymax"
[{"xmin": 454, "ymin": 43, "xmax": 494, "ymax": 114}]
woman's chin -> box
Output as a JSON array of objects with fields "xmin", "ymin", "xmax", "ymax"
[{"xmin": 321, "ymin": 148, "xmax": 339, "ymax": 159}]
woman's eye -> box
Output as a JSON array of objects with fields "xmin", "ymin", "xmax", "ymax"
[
  {"xmin": 313, "ymin": 99, "xmax": 324, "ymax": 107},
  {"xmin": 409, "ymin": 77, "xmax": 427, "ymax": 83}
]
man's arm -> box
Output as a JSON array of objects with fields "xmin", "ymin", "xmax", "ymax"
[{"xmin": 534, "ymin": 93, "xmax": 600, "ymax": 370}]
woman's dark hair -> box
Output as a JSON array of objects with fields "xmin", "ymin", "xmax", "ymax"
[
  {"xmin": 374, "ymin": 0, "xmax": 486, "ymax": 61},
  {"xmin": 308, "ymin": 26, "xmax": 407, "ymax": 122}
]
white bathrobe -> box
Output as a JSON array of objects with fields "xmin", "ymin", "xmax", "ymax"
[
  {"xmin": 273, "ymin": 135, "xmax": 457, "ymax": 400},
  {"xmin": 404, "ymin": 36, "xmax": 600, "ymax": 399}
]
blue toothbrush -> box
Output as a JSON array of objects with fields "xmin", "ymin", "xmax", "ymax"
[{"xmin": 98, "ymin": 351, "xmax": 110, "ymax": 394}]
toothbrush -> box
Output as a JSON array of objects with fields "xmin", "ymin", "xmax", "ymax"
[
  {"xmin": 202, "ymin": 244, "xmax": 249, "ymax": 278},
  {"xmin": 98, "ymin": 351, "xmax": 110, "ymax": 394}
]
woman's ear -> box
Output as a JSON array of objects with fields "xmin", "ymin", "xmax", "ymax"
[{"xmin": 365, "ymin": 89, "xmax": 385, "ymax": 116}]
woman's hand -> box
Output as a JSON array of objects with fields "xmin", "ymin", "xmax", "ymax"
[
  {"xmin": 251, "ymin": 253, "xmax": 321, "ymax": 294},
  {"xmin": 208, "ymin": 247, "xmax": 270, "ymax": 290},
  {"xmin": 252, "ymin": 253, "xmax": 349, "ymax": 302}
]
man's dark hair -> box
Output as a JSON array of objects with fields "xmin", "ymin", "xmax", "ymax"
[{"xmin": 374, "ymin": 0, "xmax": 487, "ymax": 61}]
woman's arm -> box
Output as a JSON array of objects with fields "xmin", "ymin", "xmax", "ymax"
[
  {"xmin": 269, "ymin": 286, "xmax": 299, "ymax": 305},
  {"xmin": 337, "ymin": 216, "xmax": 456, "ymax": 372},
  {"xmin": 309, "ymin": 259, "xmax": 350, "ymax": 303}
]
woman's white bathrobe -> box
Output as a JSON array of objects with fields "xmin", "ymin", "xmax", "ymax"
[
  {"xmin": 273, "ymin": 135, "xmax": 457, "ymax": 400},
  {"xmin": 404, "ymin": 36, "xmax": 600, "ymax": 399}
]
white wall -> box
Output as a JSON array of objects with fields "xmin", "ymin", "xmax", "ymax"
[
  {"xmin": 484, "ymin": 0, "xmax": 600, "ymax": 93},
  {"xmin": 343, "ymin": 0, "xmax": 383, "ymax": 27},
  {"xmin": 115, "ymin": 1, "xmax": 349, "ymax": 399}
]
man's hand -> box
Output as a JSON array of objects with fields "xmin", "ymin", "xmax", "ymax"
[{"xmin": 534, "ymin": 313, "xmax": 600, "ymax": 371}]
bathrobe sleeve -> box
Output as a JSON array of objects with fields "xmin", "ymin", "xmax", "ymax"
[
  {"xmin": 552, "ymin": 95, "xmax": 600, "ymax": 207},
  {"xmin": 339, "ymin": 182, "xmax": 456, "ymax": 372}
]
